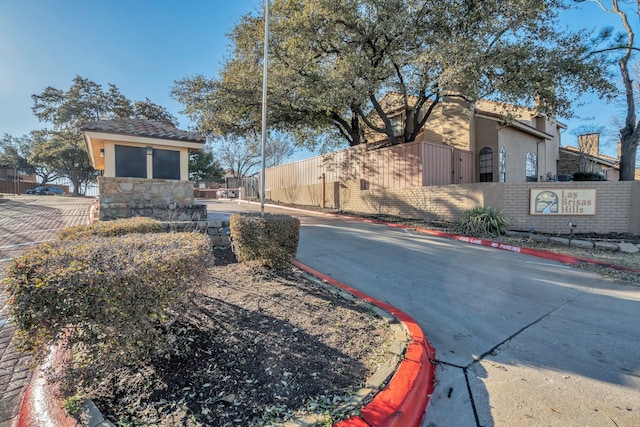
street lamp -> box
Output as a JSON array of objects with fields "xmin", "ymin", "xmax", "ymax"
[{"xmin": 260, "ymin": 0, "xmax": 270, "ymax": 216}]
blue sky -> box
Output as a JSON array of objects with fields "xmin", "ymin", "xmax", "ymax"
[{"xmin": 0, "ymin": 0, "xmax": 637, "ymax": 160}]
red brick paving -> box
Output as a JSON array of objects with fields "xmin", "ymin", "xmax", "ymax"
[{"xmin": 0, "ymin": 195, "xmax": 92, "ymax": 426}]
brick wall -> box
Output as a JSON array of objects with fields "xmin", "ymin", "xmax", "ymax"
[
  {"xmin": 266, "ymin": 180, "xmax": 640, "ymax": 235},
  {"xmin": 98, "ymin": 177, "xmax": 205, "ymax": 221},
  {"xmin": 502, "ymin": 181, "xmax": 634, "ymax": 234}
]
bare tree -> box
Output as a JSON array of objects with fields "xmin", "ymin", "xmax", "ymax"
[
  {"xmin": 214, "ymin": 136, "xmax": 294, "ymax": 179},
  {"xmin": 608, "ymin": 61, "xmax": 640, "ymax": 168},
  {"xmin": 570, "ymin": 125, "xmax": 605, "ymax": 172},
  {"xmin": 579, "ymin": 0, "xmax": 640, "ymax": 180}
]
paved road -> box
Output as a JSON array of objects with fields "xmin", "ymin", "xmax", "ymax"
[
  {"xmin": 205, "ymin": 200, "xmax": 640, "ymax": 427},
  {"xmin": 0, "ymin": 195, "xmax": 92, "ymax": 427}
]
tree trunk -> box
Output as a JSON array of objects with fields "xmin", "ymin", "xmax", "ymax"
[
  {"xmin": 619, "ymin": 134, "xmax": 638, "ymax": 180},
  {"xmin": 619, "ymin": 58, "xmax": 639, "ymax": 181}
]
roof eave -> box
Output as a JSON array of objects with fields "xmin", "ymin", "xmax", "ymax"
[
  {"xmin": 82, "ymin": 131, "xmax": 206, "ymax": 149},
  {"xmin": 475, "ymin": 112, "xmax": 553, "ymax": 139}
]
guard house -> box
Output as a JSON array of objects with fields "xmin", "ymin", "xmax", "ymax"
[{"xmin": 82, "ymin": 118, "xmax": 207, "ymax": 221}]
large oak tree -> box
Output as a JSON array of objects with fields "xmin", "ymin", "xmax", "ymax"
[{"xmin": 173, "ymin": 0, "xmax": 614, "ymax": 152}]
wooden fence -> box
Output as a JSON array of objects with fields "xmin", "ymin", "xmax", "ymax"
[{"xmin": 265, "ymin": 141, "xmax": 474, "ymax": 190}]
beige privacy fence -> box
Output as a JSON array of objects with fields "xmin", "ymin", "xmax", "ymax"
[{"xmin": 265, "ymin": 141, "xmax": 474, "ymax": 191}]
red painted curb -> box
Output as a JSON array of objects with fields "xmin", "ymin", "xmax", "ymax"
[
  {"xmin": 335, "ymin": 415, "xmax": 370, "ymax": 427},
  {"xmin": 16, "ymin": 345, "xmax": 79, "ymax": 427},
  {"xmin": 412, "ymin": 228, "xmax": 640, "ymax": 273},
  {"xmin": 292, "ymin": 261, "xmax": 436, "ymax": 427}
]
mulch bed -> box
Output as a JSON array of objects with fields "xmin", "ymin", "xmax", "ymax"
[{"xmin": 91, "ymin": 247, "xmax": 395, "ymax": 426}]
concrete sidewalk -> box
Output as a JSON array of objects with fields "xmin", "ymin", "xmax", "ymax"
[{"xmin": 0, "ymin": 195, "xmax": 93, "ymax": 427}]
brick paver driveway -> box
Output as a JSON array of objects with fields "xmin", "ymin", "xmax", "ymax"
[{"xmin": 0, "ymin": 195, "xmax": 93, "ymax": 427}]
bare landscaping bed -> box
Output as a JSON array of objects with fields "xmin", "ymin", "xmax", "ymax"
[{"xmin": 90, "ymin": 247, "xmax": 395, "ymax": 426}]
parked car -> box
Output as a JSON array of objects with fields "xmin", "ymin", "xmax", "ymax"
[
  {"xmin": 24, "ymin": 186, "xmax": 65, "ymax": 195},
  {"xmin": 44, "ymin": 187, "xmax": 65, "ymax": 195},
  {"xmin": 24, "ymin": 186, "xmax": 47, "ymax": 195}
]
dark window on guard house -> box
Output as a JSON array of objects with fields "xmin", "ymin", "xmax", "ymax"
[
  {"xmin": 115, "ymin": 145, "xmax": 147, "ymax": 178},
  {"xmin": 153, "ymin": 148, "xmax": 180, "ymax": 180}
]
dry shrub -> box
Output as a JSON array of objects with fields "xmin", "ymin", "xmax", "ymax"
[
  {"xmin": 230, "ymin": 213, "xmax": 300, "ymax": 268},
  {"xmin": 56, "ymin": 216, "xmax": 161, "ymax": 240},
  {"xmin": 4, "ymin": 230, "xmax": 212, "ymax": 392},
  {"xmin": 458, "ymin": 206, "xmax": 510, "ymax": 237}
]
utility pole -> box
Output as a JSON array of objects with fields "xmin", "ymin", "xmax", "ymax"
[{"xmin": 260, "ymin": 0, "xmax": 270, "ymax": 216}]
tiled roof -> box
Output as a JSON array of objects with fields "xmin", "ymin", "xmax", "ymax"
[
  {"xmin": 81, "ymin": 119, "xmax": 206, "ymax": 144},
  {"xmin": 474, "ymin": 109, "xmax": 554, "ymax": 138},
  {"xmin": 560, "ymin": 145, "xmax": 619, "ymax": 167}
]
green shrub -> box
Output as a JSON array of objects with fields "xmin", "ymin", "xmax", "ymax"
[
  {"xmin": 458, "ymin": 206, "xmax": 510, "ymax": 237},
  {"xmin": 572, "ymin": 171, "xmax": 606, "ymax": 181},
  {"xmin": 230, "ymin": 213, "xmax": 300, "ymax": 268},
  {"xmin": 4, "ymin": 231, "xmax": 212, "ymax": 391},
  {"xmin": 56, "ymin": 217, "xmax": 161, "ymax": 240}
]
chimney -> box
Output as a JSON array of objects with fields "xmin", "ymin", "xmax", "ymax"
[
  {"xmin": 617, "ymin": 141, "xmax": 622, "ymax": 159},
  {"xmin": 533, "ymin": 115, "xmax": 547, "ymax": 133},
  {"xmin": 578, "ymin": 133, "xmax": 599, "ymax": 157}
]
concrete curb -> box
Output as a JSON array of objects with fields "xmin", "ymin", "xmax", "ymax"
[
  {"xmin": 292, "ymin": 261, "xmax": 436, "ymax": 427},
  {"xmin": 15, "ymin": 344, "xmax": 115, "ymax": 427},
  {"xmin": 15, "ymin": 345, "xmax": 79, "ymax": 427},
  {"xmin": 411, "ymin": 228, "xmax": 640, "ymax": 273}
]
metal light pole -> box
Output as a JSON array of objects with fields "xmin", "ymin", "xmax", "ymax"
[{"xmin": 260, "ymin": 0, "xmax": 270, "ymax": 216}]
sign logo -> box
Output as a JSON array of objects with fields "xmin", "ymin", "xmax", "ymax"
[{"xmin": 530, "ymin": 189, "xmax": 596, "ymax": 215}]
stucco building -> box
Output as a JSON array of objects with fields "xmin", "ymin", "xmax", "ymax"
[{"xmin": 365, "ymin": 94, "xmax": 566, "ymax": 184}]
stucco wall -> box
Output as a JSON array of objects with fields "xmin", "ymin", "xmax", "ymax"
[
  {"xmin": 98, "ymin": 176, "xmax": 205, "ymax": 221},
  {"xmin": 101, "ymin": 142, "xmax": 190, "ymax": 180},
  {"xmin": 266, "ymin": 180, "xmax": 639, "ymax": 235},
  {"xmin": 498, "ymin": 127, "xmax": 545, "ymax": 183},
  {"xmin": 440, "ymin": 98, "xmax": 471, "ymax": 150}
]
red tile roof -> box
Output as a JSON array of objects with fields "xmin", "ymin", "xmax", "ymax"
[{"xmin": 81, "ymin": 119, "xmax": 206, "ymax": 144}]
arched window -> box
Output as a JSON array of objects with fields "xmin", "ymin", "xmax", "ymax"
[
  {"xmin": 526, "ymin": 152, "xmax": 537, "ymax": 182},
  {"xmin": 499, "ymin": 146, "xmax": 506, "ymax": 182},
  {"xmin": 479, "ymin": 147, "xmax": 493, "ymax": 182}
]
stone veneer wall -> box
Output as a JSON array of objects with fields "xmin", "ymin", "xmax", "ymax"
[
  {"xmin": 557, "ymin": 150, "xmax": 581, "ymax": 176},
  {"xmin": 265, "ymin": 180, "xmax": 640, "ymax": 235},
  {"xmin": 98, "ymin": 176, "xmax": 206, "ymax": 221}
]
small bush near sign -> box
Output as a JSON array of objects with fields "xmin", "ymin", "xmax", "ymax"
[
  {"xmin": 458, "ymin": 206, "xmax": 510, "ymax": 237},
  {"xmin": 573, "ymin": 171, "xmax": 606, "ymax": 181}
]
